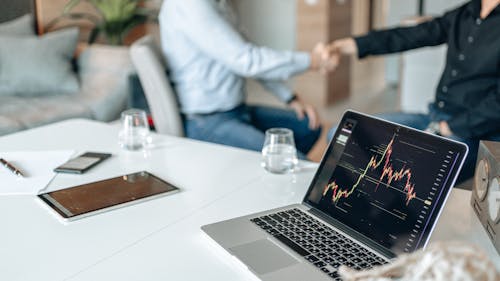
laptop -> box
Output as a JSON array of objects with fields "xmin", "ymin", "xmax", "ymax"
[{"xmin": 202, "ymin": 110, "xmax": 468, "ymax": 281}]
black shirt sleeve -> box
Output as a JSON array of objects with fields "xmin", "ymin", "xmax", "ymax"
[
  {"xmin": 447, "ymin": 75, "xmax": 500, "ymax": 138},
  {"xmin": 355, "ymin": 15, "xmax": 452, "ymax": 59}
]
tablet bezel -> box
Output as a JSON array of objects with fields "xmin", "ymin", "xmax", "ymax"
[{"xmin": 38, "ymin": 171, "xmax": 180, "ymax": 222}]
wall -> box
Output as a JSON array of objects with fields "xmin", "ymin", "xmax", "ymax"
[
  {"xmin": 0, "ymin": 0, "xmax": 33, "ymax": 23},
  {"xmin": 235, "ymin": 0, "xmax": 298, "ymax": 106},
  {"xmin": 235, "ymin": 0, "xmax": 297, "ymax": 50},
  {"xmin": 426, "ymin": 0, "xmax": 468, "ymax": 14},
  {"xmin": 235, "ymin": 0, "xmax": 468, "ymax": 87},
  {"xmin": 237, "ymin": 0, "xmax": 388, "ymax": 107},
  {"xmin": 384, "ymin": 0, "xmax": 417, "ymax": 84}
]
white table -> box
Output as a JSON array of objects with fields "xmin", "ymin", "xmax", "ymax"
[{"xmin": 0, "ymin": 119, "xmax": 497, "ymax": 281}]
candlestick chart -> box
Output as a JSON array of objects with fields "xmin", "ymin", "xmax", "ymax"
[
  {"xmin": 309, "ymin": 116, "xmax": 462, "ymax": 253},
  {"xmin": 317, "ymin": 130, "xmax": 444, "ymax": 226},
  {"xmin": 322, "ymin": 136, "xmax": 418, "ymax": 206}
]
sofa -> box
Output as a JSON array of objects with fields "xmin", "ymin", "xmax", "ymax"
[{"xmin": 0, "ymin": 15, "xmax": 132, "ymax": 136}]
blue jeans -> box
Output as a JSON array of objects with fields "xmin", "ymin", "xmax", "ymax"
[
  {"xmin": 184, "ymin": 105, "xmax": 321, "ymax": 159},
  {"xmin": 327, "ymin": 112, "xmax": 500, "ymax": 184}
]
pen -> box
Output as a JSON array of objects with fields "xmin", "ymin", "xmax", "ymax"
[{"xmin": 0, "ymin": 158, "xmax": 25, "ymax": 178}]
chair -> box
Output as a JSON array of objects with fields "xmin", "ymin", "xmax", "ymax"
[{"xmin": 130, "ymin": 35, "xmax": 184, "ymax": 137}]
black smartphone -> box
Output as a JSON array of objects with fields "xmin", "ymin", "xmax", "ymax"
[{"xmin": 54, "ymin": 152, "xmax": 112, "ymax": 174}]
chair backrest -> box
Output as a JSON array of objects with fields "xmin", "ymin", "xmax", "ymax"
[{"xmin": 130, "ymin": 35, "xmax": 184, "ymax": 137}]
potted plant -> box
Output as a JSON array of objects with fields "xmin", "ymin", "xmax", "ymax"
[{"xmin": 48, "ymin": 0, "xmax": 158, "ymax": 45}]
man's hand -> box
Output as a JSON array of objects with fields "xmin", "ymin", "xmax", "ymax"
[
  {"xmin": 310, "ymin": 42, "xmax": 339, "ymax": 73},
  {"xmin": 439, "ymin": 121, "xmax": 453, "ymax": 137},
  {"xmin": 327, "ymin": 37, "xmax": 358, "ymax": 57},
  {"xmin": 289, "ymin": 97, "xmax": 321, "ymax": 130},
  {"xmin": 310, "ymin": 38, "xmax": 357, "ymax": 73}
]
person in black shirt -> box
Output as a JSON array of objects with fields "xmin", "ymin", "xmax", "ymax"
[{"xmin": 327, "ymin": 0, "xmax": 500, "ymax": 183}]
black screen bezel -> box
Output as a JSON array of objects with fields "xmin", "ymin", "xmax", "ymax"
[{"xmin": 303, "ymin": 110, "xmax": 468, "ymax": 255}]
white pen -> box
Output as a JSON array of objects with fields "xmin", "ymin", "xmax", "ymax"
[{"xmin": 0, "ymin": 158, "xmax": 25, "ymax": 178}]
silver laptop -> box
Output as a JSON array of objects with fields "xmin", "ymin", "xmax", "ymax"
[{"xmin": 202, "ymin": 110, "xmax": 468, "ymax": 281}]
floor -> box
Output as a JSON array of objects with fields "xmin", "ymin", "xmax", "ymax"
[
  {"xmin": 246, "ymin": 81, "xmax": 473, "ymax": 190},
  {"xmin": 246, "ymin": 80, "xmax": 400, "ymax": 163},
  {"xmin": 309, "ymin": 85, "xmax": 400, "ymax": 162},
  {"xmin": 129, "ymin": 76, "xmax": 474, "ymax": 189}
]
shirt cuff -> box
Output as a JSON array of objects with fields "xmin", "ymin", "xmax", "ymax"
[
  {"xmin": 285, "ymin": 94, "xmax": 298, "ymax": 104},
  {"xmin": 447, "ymin": 113, "xmax": 471, "ymax": 138},
  {"xmin": 354, "ymin": 35, "xmax": 372, "ymax": 59},
  {"xmin": 292, "ymin": 52, "xmax": 311, "ymax": 74},
  {"xmin": 271, "ymin": 84, "xmax": 294, "ymax": 103}
]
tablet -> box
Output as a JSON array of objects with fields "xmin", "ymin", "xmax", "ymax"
[{"xmin": 38, "ymin": 171, "xmax": 179, "ymax": 222}]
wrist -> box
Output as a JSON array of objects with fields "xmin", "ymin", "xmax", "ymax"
[
  {"xmin": 309, "ymin": 52, "xmax": 320, "ymax": 70},
  {"xmin": 286, "ymin": 94, "xmax": 298, "ymax": 105},
  {"xmin": 426, "ymin": 122, "xmax": 442, "ymax": 136},
  {"xmin": 439, "ymin": 121, "xmax": 453, "ymax": 137},
  {"xmin": 342, "ymin": 38, "xmax": 358, "ymax": 56}
]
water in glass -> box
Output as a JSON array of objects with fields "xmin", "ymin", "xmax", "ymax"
[
  {"xmin": 262, "ymin": 128, "xmax": 298, "ymax": 174},
  {"xmin": 118, "ymin": 109, "xmax": 151, "ymax": 150}
]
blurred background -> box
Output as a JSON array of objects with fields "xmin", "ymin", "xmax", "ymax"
[{"xmin": 0, "ymin": 0, "xmax": 467, "ymax": 159}]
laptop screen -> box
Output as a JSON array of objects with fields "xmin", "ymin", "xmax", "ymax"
[{"xmin": 305, "ymin": 111, "xmax": 467, "ymax": 254}]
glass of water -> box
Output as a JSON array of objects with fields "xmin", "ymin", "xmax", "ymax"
[
  {"xmin": 261, "ymin": 128, "xmax": 298, "ymax": 174},
  {"xmin": 118, "ymin": 109, "xmax": 151, "ymax": 151}
]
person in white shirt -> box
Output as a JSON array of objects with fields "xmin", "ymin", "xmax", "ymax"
[{"xmin": 159, "ymin": 0, "xmax": 336, "ymax": 159}]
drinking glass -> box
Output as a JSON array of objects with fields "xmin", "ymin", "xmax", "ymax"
[
  {"xmin": 261, "ymin": 128, "xmax": 298, "ymax": 174},
  {"xmin": 118, "ymin": 109, "xmax": 151, "ymax": 151}
]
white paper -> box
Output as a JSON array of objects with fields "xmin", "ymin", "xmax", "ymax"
[{"xmin": 0, "ymin": 150, "xmax": 74, "ymax": 195}]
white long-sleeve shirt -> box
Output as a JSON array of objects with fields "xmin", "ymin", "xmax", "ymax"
[{"xmin": 159, "ymin": 0, "xmax": 311, "ymax": 114}]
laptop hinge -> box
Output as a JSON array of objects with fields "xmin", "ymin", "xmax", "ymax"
[{"xmin": 306, "ymin": 205, "xmax": 397, "ymax": 259}]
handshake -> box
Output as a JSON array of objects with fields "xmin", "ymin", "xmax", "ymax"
[{"xmin": 309, "ymin": 37, "xmax": 357, "ymax": 74}]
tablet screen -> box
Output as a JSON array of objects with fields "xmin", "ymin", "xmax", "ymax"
[{"xmin": 38, "ymin": 171, "xmax": 179, "ymax": 220}]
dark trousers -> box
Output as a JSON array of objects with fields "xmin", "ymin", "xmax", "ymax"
[
  {"xmin": 184, "ymin": 105, "xmax": 322, "ymax": 160},
  {"xmin": 328, "ymin": 112, "xmax": 500, "ymax": 184}
]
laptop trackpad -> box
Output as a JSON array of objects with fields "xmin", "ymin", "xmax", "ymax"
[{"xmin": 230, "ymin": 239, "xmax": 298, "ymax": 275}]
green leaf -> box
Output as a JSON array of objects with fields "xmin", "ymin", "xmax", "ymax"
[
  {"xmin": 122, "ymin": 14, "xmax": 147, "ymax": 34},
  {"xmin": 62, "ymin": 0, "xmax": 157, "ymax": 45},
  {"xmin": 135, "ymin": 7, "xmax": 156, "ymax": 16},
  {"xmin": 88, "ymin": 27, "xmax": 101, "ymax": 44}
]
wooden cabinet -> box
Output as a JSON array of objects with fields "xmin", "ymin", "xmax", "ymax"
[{"xmin": 295, "ymin": 0, "xmax": 387, "ymax": 107}]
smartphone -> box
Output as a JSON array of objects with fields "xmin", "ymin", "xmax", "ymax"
[{"xmin": 54, "ymin": 152, "xmax": 112, "ymax": 174}]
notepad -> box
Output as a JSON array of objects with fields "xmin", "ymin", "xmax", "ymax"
[{"xmin": 0, "ymin": 150, "xmax": 74, "ymax": 195}]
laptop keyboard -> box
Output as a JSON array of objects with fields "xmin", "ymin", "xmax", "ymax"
[{"xmin": 250, "ymin": 208, "xmax": 388, "ymax": 280}]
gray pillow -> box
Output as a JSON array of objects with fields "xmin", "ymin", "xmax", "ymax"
[
  {"xmin": 0, "ymin": 14, "xmax": 34, "ymax": 36},
  {"xmin": 0, "ymin": 28, "xmax": 80, "ymax": 97}
]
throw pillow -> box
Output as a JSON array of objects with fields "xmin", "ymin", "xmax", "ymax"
[
  {"xmin": 0, "ymin": 28, "xmax": 80, "ymax": 97},
  {"xmin": 0, "ymin": 14, "xmax": 34, "ymax": 36}
]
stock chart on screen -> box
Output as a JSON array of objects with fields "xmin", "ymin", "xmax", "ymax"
[{"xmin": 307, "ymin": 117, "xmax": 462, "ymax": 253}]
